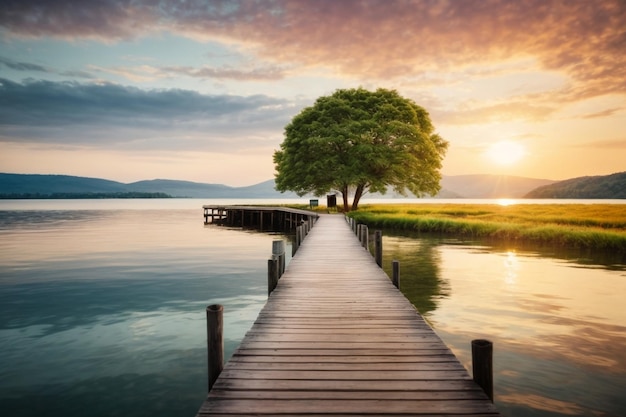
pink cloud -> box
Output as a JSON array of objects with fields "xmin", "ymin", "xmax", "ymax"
[{"xmin": 1, "ymin": 0, "xmax": 624, "ymax": 98}]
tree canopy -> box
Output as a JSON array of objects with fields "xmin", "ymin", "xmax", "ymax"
[{"xmin": 273, "ymin": 88, "xmax": 448, "ymax": 211}]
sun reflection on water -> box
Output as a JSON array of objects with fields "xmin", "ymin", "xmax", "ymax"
[
  {"xmin": 497, "ymin": 198, "xmax": 517, "ymax": 206},
  {"xmin": 503, "ymin": 250, "xmax": 519, "ymax": 285}
]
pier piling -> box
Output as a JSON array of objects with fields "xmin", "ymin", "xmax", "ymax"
[
  {"xmin": 472, "ymin": 339, "xmax": 494, "ymax": 402},
  {"xmin": 392, "ymin": 260, "xmax": 400, "ymax": 289},
  {"xmin": 206, "ymin": 304, "xmax": 223, "ymax": 392}
]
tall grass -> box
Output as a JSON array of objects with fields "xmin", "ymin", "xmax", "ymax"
[{"xmin": 347, "ymin": 204, "xmax": 626, "ymax": 251}]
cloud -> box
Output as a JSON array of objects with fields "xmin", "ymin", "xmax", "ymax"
[
  {"xmin": 88, "ymin": 64, "xmax": 163, "ymax": 83},
  {"xmin": 0, "ymin": 56, "xmax": 49, "ymax": 72},
  {"xmin": 1, "ymin": 1, "xmax": 624, "ymax": 127},
  {"xmin": 0, "ymin": 0, "xmax": 159, "ymax": 42},
  {"xmin": 2, "ymin": 1, "xmax": 624, "ymax": 97},
  {"xmin": 0, "ymin": 78, "xmax": 296, "ymax": 151},
  {"xmin": 86, "ymin": 62, "xmax": 288, "ymax": 84},
  {"xmin": 1, "ymin": 0, "xmax": 622, "ymax": 120},
  {"xmin": 161, "ymin": 64, "xmax": 288, "ymax": 81},
  {"xmin": 0, "ymin": 55, "xmax": 94, "ymax": 79},
  {"xmin": 572, "ymin": 139, "xmax": 626, "ymax": 149},
  {"xmin": 579, "ymin": 107, "xmax": 623, "ymax": 119},
  {"xmin": 438, "ymin": 100, "xmax": 557, "ymax": 125}
]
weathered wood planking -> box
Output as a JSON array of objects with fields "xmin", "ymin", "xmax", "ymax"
[{"xmin": 196, "ymin": 214, "xmax": 500, "ymax": 416}]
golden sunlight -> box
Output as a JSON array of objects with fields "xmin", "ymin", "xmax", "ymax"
[
  {"xmin": 497, "ymin": 198, "xmax": 517, "ymax": 206},
  {"xmin": 486, "ymin": 140, "xmax": 527, "ymax": 165}
]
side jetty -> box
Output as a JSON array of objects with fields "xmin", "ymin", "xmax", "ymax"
[
  {"xmin": 197, "ymin": 211, "xmax": 500, "ymax": 416},
  {"xmin": 203, "ymin": 205, "xmax": 317, "ymax": 231}
]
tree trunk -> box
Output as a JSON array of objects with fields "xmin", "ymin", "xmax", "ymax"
[
  {"xmin": 341, "ymin": 185, "xmax": 350, "ymax": 212},
  {"xmin": 351, "ymin": 184, "xmax": 366, "ymax": 211}
]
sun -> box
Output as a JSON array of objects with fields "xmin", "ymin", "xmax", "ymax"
[{"xmin": 485, "ymin": 140, "xmax": 527, "ymax": 165}]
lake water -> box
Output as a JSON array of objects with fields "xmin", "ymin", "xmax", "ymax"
[{"xmin": 1, "ymin": 199, "xmax": 624, "ymax": 417}]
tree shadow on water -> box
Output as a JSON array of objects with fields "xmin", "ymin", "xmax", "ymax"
[{"xmin": 377, "ymin": 231, "xmax": 450, "ymax": 316}]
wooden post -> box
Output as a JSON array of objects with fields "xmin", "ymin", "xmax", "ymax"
[
  {"xmin": 272, "ymin": 240, "xmax": 286, "ymax": 277},
  {"xmin": 472, "ymin": 339, "xmax": 494, "ymax": 402},
  {"xmin": 268, "ymin": 258, "xmax": 278, "ymax": 295},
  {"xmin": 361, "ymin": 225, "xmax": 369, "ymax": 250},
  {"xmin": 375, "ymin": 230, "xmax": 383, "ymax": 267},
  {"xmin": 292, "ymin": 232, "xmax": 299, "ymax": 256},
  {"xmin": 297, "ymin": 225, "xmax": 303, "ymax": 247},
  {"xmin": 392, "ymin": 260, "xmax": 400, "ymax": 288},
  {"xmin": 206, "ymin": 304, "xmax": 224, "ymax": 392}
]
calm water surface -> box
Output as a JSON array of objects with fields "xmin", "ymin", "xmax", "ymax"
[
  {"xmin": 0, "ymin": 201, "xmax": 291, "ymax": 417},
  {"xmin": 380, "ymin": 232, "xmax": 625, "ymax": 417},
  {"xmin": 1, "ymin": 199, "xmax": 624, "ymax": 417}
]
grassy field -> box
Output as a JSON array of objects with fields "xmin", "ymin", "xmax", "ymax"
[{"xmin": 344, "ymin": 203, "xmax": 626, "ymax": 251}]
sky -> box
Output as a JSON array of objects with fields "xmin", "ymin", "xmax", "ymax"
[{"xmin": 0, "ymin": 0, "xmax": 624, "ymax": 187}]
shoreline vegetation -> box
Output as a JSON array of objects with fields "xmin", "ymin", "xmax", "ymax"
[{"xmin": 339, "ymin": 203, "xmax": 626, "ymax": 252}]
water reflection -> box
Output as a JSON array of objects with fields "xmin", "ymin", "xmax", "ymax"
[
  {"xmin": 503, "ymin": 251, "xmax": 519, "ymax": 285},
  {"xmin": 0, "ymin": 208, "xmax": 289, "ymax": 417},
  {"xmin": 379, "ymin": 233, "xmax": 449, "ymax": 315},
  {"xmin": 377, "ymin": 230, "xmax": 626, "ymax": 417}
]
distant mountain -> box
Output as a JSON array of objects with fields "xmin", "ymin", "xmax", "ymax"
[
  {"xmin": 524, "ymin": 172, "xmax": 626, "ymax": 198},
  {"xmin": 6, "ymin": 172, "xmax": 621, "ymax": 200},
  {"xmin": 0, "ymin": 173, "xmax": 128, "ymax": 195},
  {"xmin": 234, "ymin": 179, "xmax": 291, "ymax": 198},
  {"xmin": 0, "ymin": 173, "xmax": 299, "ymax": 198},
  {"xmin": 439, "ymin": 175, "xmax": 555, "ymax": 198},
  {"xmin": 126, "ymin": 179, "xmax": 238, "ymax": 198}
]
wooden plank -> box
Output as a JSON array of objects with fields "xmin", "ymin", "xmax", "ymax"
[
  {"xmin": 242, "ymin": 333, "xmax": 445, "ymax": 343},
  {"xmin": 223, "ymin": 361, "xmax": 467, "ymax": 372},
  {"xmin": 217, "ymin": 369, "xmax": 472, "ymax": 381},
  {"xmin": 211, "ymin": 378, "xmax": 482, "ymax": 392},
  {"xmin": 233, "ymin": 348, "xmax": 455, "ymax": 357},
  {"xmin": 229, "ymin": 355, "xmax": 458, "ymax": 363},
  {"xmin": 206, "ymin": 389, "xmax": 484, "ymax": 400},
  {"xmin": 200, "ymin": 399, "xmax": 499, "ymax": 415},
  {"xmin": 207, "ymin": 413, "xmax": 497, "ymax": 417},
  {"xmin": 196, "ymin": 214, "xmax": 500, "ymax": 416}
]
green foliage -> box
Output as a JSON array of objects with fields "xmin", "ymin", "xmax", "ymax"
[{"xmin": 273, "ymin": 88, "xmax": 448, "ymax": 211}]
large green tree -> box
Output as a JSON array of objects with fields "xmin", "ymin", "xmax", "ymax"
[{"xmin": 273, "ymin": 88, "xmax": 448, "ymax": 211}]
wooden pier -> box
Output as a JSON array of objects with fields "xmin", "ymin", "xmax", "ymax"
[
  {"xmin": 197, "ymin": 213, "xmax": 500, "ymax": 416},
  {"xmin": 204, "ymin": 205, "xmax": 317, "ymax": 231}
]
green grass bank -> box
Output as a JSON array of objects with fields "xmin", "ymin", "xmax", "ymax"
[{"xmin": 345, "ymin": 203, "xmax": 626, "ymax": 251}]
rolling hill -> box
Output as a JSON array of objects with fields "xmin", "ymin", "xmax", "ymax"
[
  {"xmin": 2, "ymin": 172, "xmax": 623, "ymax": 199},
  {"xmin": 524, "ymin": 171, "xmax": 626, "ymax": 198},
  {"xmin": 0, "ymin": 173, "xmax": 300, "ymax": 198}
]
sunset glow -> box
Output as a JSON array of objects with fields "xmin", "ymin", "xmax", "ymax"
[
  {"xmin": 486, "ymin": 141, "xmax": 527, "ymax": 166},
  {"xmin": 0, "ymin": 1, "xmax": 625, "ymax": 185}
]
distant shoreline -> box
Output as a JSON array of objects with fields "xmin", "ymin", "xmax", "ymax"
[{"xmin": 0, "ymin": 192, "xmax": 173, "ymax": 199}]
